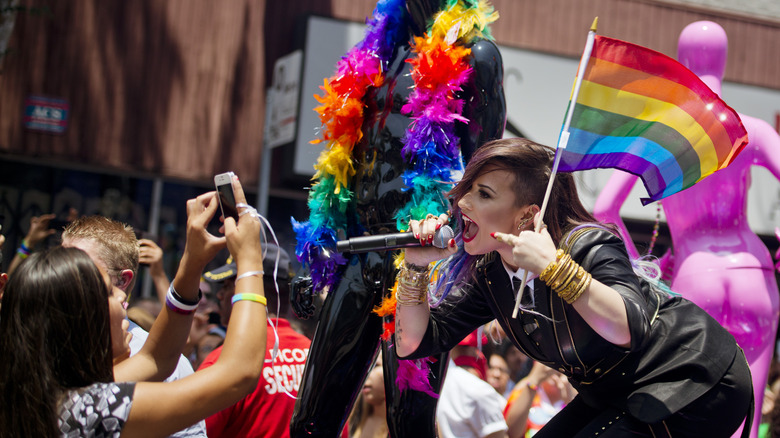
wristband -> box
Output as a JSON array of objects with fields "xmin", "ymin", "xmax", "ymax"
[
  {"xmin": 165, "ymin": 284, "xmax": 200, "ymax": 315},
  {"xmin": 236, "ymin": 270, "xmax": 264, "ymax": 282},
  {"xmin": 17, "ymin": 240, "xmax": 31, "ymax": 259},
  {"xmin": 231, "ymin": 293, "xmax": 267, "ymax": 306},
  {"xmin": 169, "ymin": 283, "xmax": 201, "ymax": 306}
]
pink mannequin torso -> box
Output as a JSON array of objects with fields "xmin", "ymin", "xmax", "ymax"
[
  {"xmin": 593, "ymin": 21, "xmax": 780, "ymax": 438},
  {"xmin": 662, "ymin": 116, "xmax": 779, "ymax": 353}
]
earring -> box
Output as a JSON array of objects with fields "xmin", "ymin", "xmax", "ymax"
[{"xmin": 517, "ymin": 217, "xmax": 531, "ymax": 231}]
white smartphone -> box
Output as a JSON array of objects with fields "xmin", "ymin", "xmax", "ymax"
[{"xmin": 214, "ymin": 172, "xmax": 239, "ymax": 221}]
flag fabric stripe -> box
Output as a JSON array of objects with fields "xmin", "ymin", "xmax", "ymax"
[
  {"xmin": 588, "ymin": 36, "xmax": 746, "ymax": 164},
  {"xmin": 563, "ymin": 130, "xmax": 682, "ymax": 196},
  {"xmin": 590, "ymin": 37, "xmax": 745, "ymax": 151},
  {"xmin": 570, "ymin": 104, "xmax": 701, "ymax": 188},
  {"xmin": 559, "ymin": 150, "xmax": 669, "ymax": 198},
  {"xmin": 591, "ymin": 37, "xmax": 707, "ymax": 95},
  {"xmin": 578, "ymin": 70, "xmax": 719, "ymax": 178},
  {"xmin": 558, "ymin": 35, "xmax": 748, "ymax": 203},
  {"xmin": 582, "ymin": 57, "xmax": 736, "ymax": 165},
  {"xmin": 566, "ymin": 128, "xmax": 689, "ymax": 193}
]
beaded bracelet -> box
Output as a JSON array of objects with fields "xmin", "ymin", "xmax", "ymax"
[
  {"xmin": 236, "ymin": 270, "xmax": 264, "ymax": 282},
  {"xmin": 165, "ymin": 284, "xmax": 201, "ymax": 315},
  {"xmin": 17, "ymin": 240, "xmax": 31, "ymax": 259},
  {"xmin": 231, "ymin": 293, "xmax": 267, "ymax": 306}
]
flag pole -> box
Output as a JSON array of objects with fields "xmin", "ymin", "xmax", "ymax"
[{"xmin": 512, "ymin": 17, "xmax": 599, "ymax": 319}]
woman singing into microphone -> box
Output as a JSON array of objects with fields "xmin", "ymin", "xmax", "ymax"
[{"xmin": 394, "ymin": 138, "xmax": 753, "ymax": 437}]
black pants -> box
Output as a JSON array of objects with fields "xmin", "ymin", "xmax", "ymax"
[{"xmin": 535, "ymin": 350, "xmax": 753, "ymax": 438}]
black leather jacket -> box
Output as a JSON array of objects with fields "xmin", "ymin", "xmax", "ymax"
[{"xmin": 401, "ymin": 227, "xmax": 739, "ymax": 422}]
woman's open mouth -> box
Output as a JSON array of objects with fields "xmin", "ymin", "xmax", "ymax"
[{"xmin": 462, "ymin": 214, "xmax": 479, "ymax": 242}]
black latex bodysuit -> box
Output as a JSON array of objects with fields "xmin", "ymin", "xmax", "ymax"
[{"xmin": 290, "ymin": 2, "xmax": 506, "ymax": 435}]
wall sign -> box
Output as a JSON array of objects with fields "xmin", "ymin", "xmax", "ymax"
[{"xmin": 23, "ymin": 96, "xmax": 69, "ymax": 134}]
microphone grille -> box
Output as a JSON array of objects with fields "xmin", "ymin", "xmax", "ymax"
[{"xmin": 432, "ymin": 225, "xmax": 455, "ymax": 249}]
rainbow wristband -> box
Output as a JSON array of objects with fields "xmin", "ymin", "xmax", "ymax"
[
  {"xmin": 17, "ymin": 240, "xmax": 31, "ymax": 259},
  {"xmin": 231, "ymin": 293, "xmax": 267, "ymax": 306}
]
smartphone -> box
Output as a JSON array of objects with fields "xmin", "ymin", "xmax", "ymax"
[{"xmin": 214, "ymin": 172, "xmax": 239, "ymax": 221}]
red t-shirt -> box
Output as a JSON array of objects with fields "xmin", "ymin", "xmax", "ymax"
[{"xmin": 199, "ymin": 318, "xmax": 311, "ymax": 438}]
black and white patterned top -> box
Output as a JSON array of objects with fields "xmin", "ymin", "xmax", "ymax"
[{"xmin": 58, "ymin": 382, "xmax": 136, "ymax": 437}]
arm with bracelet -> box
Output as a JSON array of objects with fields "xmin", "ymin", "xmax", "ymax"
[
  {"xmin": 114, "ymin": 190, "xmax": 228, "ymax": 382},
  {"xmin": 395, "ymin": 213, "xmax": 458, "ymax": 358},
  {"xmin": 118, "ymin": 176, "xmax": 269, "ymax": 437},
  {"xmin": 7, "ymin": 213, "xmax": 57, "ymax": 275},
  {"xmin": 504, "ymin": 361, "xmax": 554, "ymax": 438},
  {"xmin": 494, "ymin": 219, "xmax": 631, "ymax": 348}
]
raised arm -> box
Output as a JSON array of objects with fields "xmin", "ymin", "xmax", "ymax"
[
  {"xmin": 395, "ymin": 214, "xmax": 457, "ymax": 357},
  {"xmin": 115, "ymin": 191, "xmax": 226, "ymax": 382},
  {"xmin": 7, "ymin": 213, "xmax": 57, "ymax": 275},
  {"xmin": 119, "ymin": 176, "xmax": 267, "ymax": 438},
  {"xmin": 505, "ymin": 361, "xmax": 555, "ymax": 438},
  {"xmin": 744, "ymin": 115, "xmax": 780, "ymax": 181},
  {"xmin": 493, "ymin": 221, "xmax": 631, "ymax": 348},
  {"xmin": 138, "ymin": 238, "xmax": 171, "ymax": 304}
]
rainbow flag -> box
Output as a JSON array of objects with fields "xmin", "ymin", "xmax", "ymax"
[{"xmin": 558, "ymin": 35, "xmax": 748, "ymax": 204}]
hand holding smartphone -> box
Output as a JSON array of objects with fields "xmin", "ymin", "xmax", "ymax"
[{"xmin": 214, "ymin": 172, "xmax": 239, "ymax": 221}]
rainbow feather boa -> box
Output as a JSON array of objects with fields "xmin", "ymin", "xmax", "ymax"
[{"xmin": 292, "ymin": 0, "xmax": 497, "ymax": 394}]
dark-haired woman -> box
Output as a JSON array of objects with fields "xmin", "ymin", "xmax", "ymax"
[
  {"xmin": 394, "ymin": 138, "xmax": 753, "ymax": 437},
  {"xmin": 0, "ymin": 178, "xmax": 268, "ymax": 438}
]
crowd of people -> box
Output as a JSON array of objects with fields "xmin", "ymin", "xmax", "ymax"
[
  {"xmin": 0, "ymin": 17, "xmax": 775, "ymax": 435},
  {"xmin": 0, "ymin": 176, "xmax": 270, "ymax": 436},
  {"xmin": 1, "ymin": 140, "xmax": 773, "ymax": 438}
]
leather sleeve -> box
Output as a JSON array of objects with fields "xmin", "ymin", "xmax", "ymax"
[
  {"xmin": 570, "ymin": 229, "xmax": 654, "ymax": 352},
  {"xmin": 397, "ymin": 279, "xmax": 496, "ymax": 360}
]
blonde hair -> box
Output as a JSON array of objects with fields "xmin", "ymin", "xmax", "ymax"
[{"xmin": 62, "ymin": 216, "xmax": 139, "ymax": 289}]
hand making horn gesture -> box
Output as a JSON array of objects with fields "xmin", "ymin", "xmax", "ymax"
[{"xmin": 490, "ymin": 212, "xmax": 558, "ymax": 276}]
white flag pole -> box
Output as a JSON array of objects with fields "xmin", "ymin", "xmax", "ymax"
[{"xmin": 512, "ymin": 17, "xmax": 599, "ymax": 319}]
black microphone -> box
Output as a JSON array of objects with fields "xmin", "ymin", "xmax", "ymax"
[{"xmin": 336, "ymin": 225, "xmax": 454, "ymax": 253}]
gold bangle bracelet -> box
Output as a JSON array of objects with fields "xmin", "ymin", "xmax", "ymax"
[
  {"xmin": 396, "ymin": 280, "xmax": 427, "ymax": 306},
  {"xmin": 550, "ymin": 256, "xmax": 575, "ymax": 290},
  {"xmin": 544, "ymin": 254, "xmax": 569, "ymax": 287},
  {"xmin": 539, "ymin": 250, "xmax": 563, "ymax": 283},
  {"xmin": 395, "ymin": 263, "xmax": 430, "ymax": 306},
  {"xmin": 564, "ymin": 271, "xmax": 591, "ymax": 304},
  {"xmin": 556, "ymin": 259, "xmax": 579, "ymax": 291}
]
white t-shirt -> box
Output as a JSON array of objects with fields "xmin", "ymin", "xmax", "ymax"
[
  {"xmin": 127, "ymin": 321, "xmax": 207, "ymax": 437},
  {"xmin": 437, "ymin": 360, "xmax": 508, "ymax": 438}
]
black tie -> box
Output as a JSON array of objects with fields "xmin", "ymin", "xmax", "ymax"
[
  {"xmin": 513, "ymin": 277, "xmax": 538, "ymax": 334},
  {"xmin": 512, "ymin": 277, "xmax": 533, "ymax": 308}
]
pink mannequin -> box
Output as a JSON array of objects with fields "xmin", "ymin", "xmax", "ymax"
[
  {"xmin": 593, "ymin": 21, "xmax": 780, "ymax": 438},
  {"xmin": 775, "ymin": 228, "xmax": 780, "ymax": 273}
]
